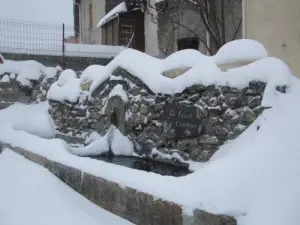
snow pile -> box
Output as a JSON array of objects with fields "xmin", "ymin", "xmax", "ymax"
[
  {"xmin": 68, "ymin": 126, "xmax": 134, "ymax": 157},
  {"xmin": 68, "ymin": 137, "xmax": 109, "ymax": 157},
  {"xmin": 0, "ymin": 150, "xmax": 134, "ymax": 225},
  {"xmin": 110, "ymin": 128, "xmax": 134, "ymax": 156},
  {"xmin": 16, "ymin": 67, "xmax": 41, "ymax": 86},
  {"xmin": 47, "ymin": 69, "xmax": 81, "ymax": 102},
  {"xmin": 0, "ymin": 60, "xmax": 59, "ymax": 83},
  {"xmin": 90, "ymin": 45, "xmax": 291, "ymax": 100},
  {"xmin": 161, "ymin": 49, "xmax": 208, "ymax": 72},
  {"xmin": 57, "ymin": 69, "xmax": 77, "ymax": 86},
  {"xmin": 0, "ymin": 75, "xmax": 10, "ymax": 83},
  {"xmin": 0, "ymin": 60, "xmax": 45, "ymax": 75},
  {"xmin": 97, "ymin": 2, "xmax": 127, "ymax": 27},
  {"xmin": 108, "ymin": 84, "xmax": 128, "ymax": 102},
  {"xmin": 80, "ymin": 65, "xmax": 104, "ymax": 84},
  {"xmin": 214, "ymin": 39, "xmax": 268, "ymax": 65},
  {"xmin": 0, "ymin": 102, "xmax": 55, "ymax": 139},
  {"xmin": 9, "ymin": 73, "xmax": 16, "ymax": 79}
]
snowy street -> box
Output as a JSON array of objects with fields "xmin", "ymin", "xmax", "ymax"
[{"xmin": 0, "ymin": 149, "xmax": 134, "ymax": 225}]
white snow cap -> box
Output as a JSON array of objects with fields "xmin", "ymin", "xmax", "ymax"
[
  {"xmin": 214, "ymin": 39, "xmax": 268, "ymax": 65},
  {"xmin": 89, "ymin": 39, "xmax": 289, "ymax": 98},
  {"xmin": 57, "ymin": 69, "xmax": 77, "ymax": 87},
  {"xmin": 80, "ymin": 65, "xmax": 104, "ymax": 84},
  {"xmin": 48, "ymin": 69, "xmax": 80, "ymax": 102},
  {"xmin": 161, "ymin": 49, "xmax": 208, "ymax": 72},
  {"xmin": 97, "ymin": 2, "xmax": 127, "ymax": 27},
  {"xmin": 16, "ymin": 67, "xmax": 41, "ymax": 86},
  {"xmin": 0, "ymin": 75, "xmax": 10, "ymax": 83}
]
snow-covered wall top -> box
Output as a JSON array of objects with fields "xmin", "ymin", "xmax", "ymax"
[{"xmin": 86, "ymin": 40, "xmax": 290, "ymax": 97}]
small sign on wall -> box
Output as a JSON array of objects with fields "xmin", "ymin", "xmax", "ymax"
[{"xmin": 161, "ymin": 103, "xmax": 202, "ymax": 139}]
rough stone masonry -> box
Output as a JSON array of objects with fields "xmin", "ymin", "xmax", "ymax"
[{"xmin": 48, "ymin": 67, "xmax": 285, "ymax": 167}]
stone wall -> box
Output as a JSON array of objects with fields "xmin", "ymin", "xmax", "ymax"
[
  {"xmin": 2, "ymin": 144, "xmax": 236, "ymax": 225},
  {"xmin": 0, "ymin": 71, "xmax": 58, "ymax": 109},
  {"xmin": 3, "ymin": 53, "xmax": 113, "ymax": 71},
  {"xmin": 48, "ymin": 67, "xmax": 279, "ymax": 166}
]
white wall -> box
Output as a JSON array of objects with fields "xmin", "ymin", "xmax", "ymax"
[
  {"xmin": 79, "ymin": 0, "xmax": 105, "ymax": 44},
  {"xmin": 244, "ymin": 0, "xmax": 300, "ymax": 77},
  {"xmin": 144, "ymin": 0, "xmax": 159, "ymax": 56}
]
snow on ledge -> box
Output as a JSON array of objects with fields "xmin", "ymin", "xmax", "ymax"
[
  {"xmin": 89, "ymin": 41, "xmax": 291, "ymax": 97},
  {"xmin": 97, "ymin": 2, "xmax": 127, "ymax": 27}
]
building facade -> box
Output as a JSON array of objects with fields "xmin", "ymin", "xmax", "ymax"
[
  {"xmin": 243, "ymin": 0, "xmax": 300, "ymax": 76},
  {"xmin": 74, "ymin": 0, "xmax": 242, "ymax": 57}
]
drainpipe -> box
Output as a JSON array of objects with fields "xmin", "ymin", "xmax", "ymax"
[
  {"xmin": 242, "ymin": 0, "xmax": 247, "ymax": 38},
  {"xmin": 74, "ymin": 0, "xmax": 82, "ymax": 43}
]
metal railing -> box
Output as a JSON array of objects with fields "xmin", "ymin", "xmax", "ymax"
[{"xmin": 0, "ymin": 18, "xmax": 126, "ymax": 67}]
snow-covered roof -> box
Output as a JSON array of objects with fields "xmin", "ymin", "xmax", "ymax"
[{"xmin": 97, "ymin": 2, "xmax": 127, "ymax": 27}]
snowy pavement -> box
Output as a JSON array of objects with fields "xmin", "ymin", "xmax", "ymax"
[{"xmin": 0, "ymin": 150, "xmax": 134, "ymax": 225}]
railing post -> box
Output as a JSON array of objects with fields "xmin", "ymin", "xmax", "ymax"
[{"xmin": 61, "ymin": 23, "xmax": 66, "ymax": 69}]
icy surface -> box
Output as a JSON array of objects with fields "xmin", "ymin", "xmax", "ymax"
[
  {"xmin": 0, "ymin": 150, "xmax": 134, "ymax": 225},
  {"xmin": 97, "ymin": 2, "xmax": 127, "ymax": 27}
]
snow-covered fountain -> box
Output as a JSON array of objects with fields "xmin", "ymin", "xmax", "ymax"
[{"xmin": 47, "ymin": 40, "xmax": 289, "ymax": 173}]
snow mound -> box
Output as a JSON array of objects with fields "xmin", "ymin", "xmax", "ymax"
[
  {"xmin": 90, "ymin": 47, "xmax": 291, "ymax": 97},
  {"xmin": 80, "ymin": 65, "xmax": 104, "ymax": 84},
  {"xmin": 108, "ymin": 84, "xmax": 128, "ymax": 102},
  {"xmin": 68, "ymin": 127, "xmax": 134, "ymax": 157},
  {"xmin": 0, "ymin": 75, "xmax": 10, "ymax": 83},
  {"xmin": 161, "ymin": 49, "xmax": 208, "ymax": 72},
  {"xmin": 48, "ymin": 73, "xmax": 81, "ymax": 103},
  {"xmin": 16, "ymin": 67, "xmax": 41, "ymax": 86},
  {"xmin": 110, "ymin": 128, "xmax": 134, "ymax": 156},
  {"xmin": 0, "ymin": 60, "xmax": 45, "ymax": 75},
  {"xmin": 214, "ymin": 39, "xmax": 268, "ymax": 65},
  {"xmin": 0, "ymin": 150, "xmax": 134, "ymax": 225},
  {"xmin": 57, "ymin": 69, "xmax": 77, "ymax": 87}
]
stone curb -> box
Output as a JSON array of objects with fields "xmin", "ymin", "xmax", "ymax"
[{"xmin": 3, "ymin": 144, "xmax": 236, "ymax": 225}]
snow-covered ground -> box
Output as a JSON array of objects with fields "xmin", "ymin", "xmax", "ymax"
[
  {"xmin": 1, "ymin": 39, "xmax": 300, "ymax": 225},
  {"xmin": 0, "ymin": 150, "xmax": 134, "ymax": 225}
]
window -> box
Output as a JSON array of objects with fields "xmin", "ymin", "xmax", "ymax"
[
  {"xmin": 88, "ymin": 4, "xmax": 93, "ymax": 29},
  {"xmin": 120, "ymin": 18, "xmax": 133, "ymax": 47},
  {"xmin": 177, "ymin": 37, "xmax": 199, "ymax": 51}
]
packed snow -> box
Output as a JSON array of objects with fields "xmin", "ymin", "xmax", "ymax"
[
  {"xmin": 80, "ymin": 65, "xmax": 104, "ymax": 84},
  {"xmin": 0, "ymin": 60, "xmax": 59, "ymax": 83},
  {"xmin": 0, "ymin": 75, "xmax": 10, "ymax": 83},
  {"xmin": 89, "ymin": 47, "xmax": 291, "ymax": 99},
  {"xmin": 97, "ymin": 2, "xmax": 127, "ymax": 27},
  {"xmin": 47, "ymin": 69, "xmax": 81, "ymax": 103},
  {"xmin": 0, "ymin": 150, "xmax": 134, "ymax": 225},
  {"xmin": 214, "ymin": 39, "xmax": 268, "ymax": 65},
  {"xmin": 108, "ymin": 84, "xmax": 129, "ymax": 102}
]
